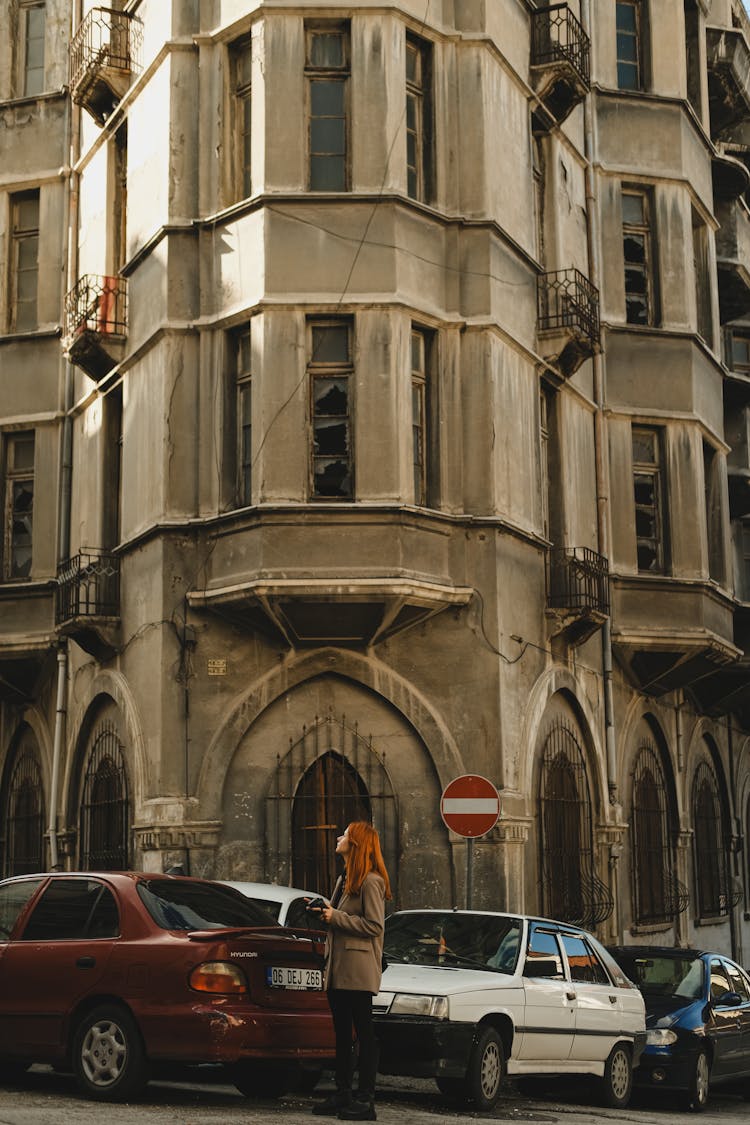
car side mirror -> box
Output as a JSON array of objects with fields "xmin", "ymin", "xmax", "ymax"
[
  {"xmin": 523, "ymin": 956, "xmax": 562, "ymax": 979},
  {"xmin": 714, "ymin": 990, "xmax": 742, "ymax": 1008}
]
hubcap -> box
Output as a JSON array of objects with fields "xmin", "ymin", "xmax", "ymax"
[
  {"xmin": 480, "ymin": 1042, "xmax": 501, "ymax": 1099},
  {"xmin": 695, "ymin": 1053, "xmax": 709, "ymax": 1105},
  {"xmin": 80, "ymin": 1019, "xmax": 127, "ymax": 1087},
  {"xmin": 610, "ymin": 1049, "xmax": 630, "ymax": 1100}
]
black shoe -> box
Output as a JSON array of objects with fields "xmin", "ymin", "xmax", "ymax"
[
  {"xmin": 312, "ymin": 1092, "xmax": 351, "ymax": 1116},
  {"xmin": 338, "ymin": 1100, "xmax": 376, "ymax": 1121}
]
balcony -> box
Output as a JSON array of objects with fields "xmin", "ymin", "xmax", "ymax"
[
  {"xmin": 687, "ymin": 604, "xmax": 750, "ymax": 723},
  {"xmin": 611, "ymin": 576, "xmax": 739, "ymax": 696},
  {"xmin": 56, "ymin": 549, "xmax": 120, "ymax": 659},
  {"xmin": 706, "ymin": 26, "xmax": 750, "ymax": 140},
  {"xmin": 546, "ymin": 546, "xmax": 609, "ymax": 645},
  {"xmin": 69, "ymin": 7, "xmax": 136, "ymax": 125},
  {"xmin": 712, "ymin": 146, "xmax": 750, "ymax": 203},
  {"xmin": 184, "ymin": 508, "xmax": 473, "ymax": 648},
  {"xmin": 715, "ymin": 199, "xmax": 750, "ymax": 323},
  {"xmin": 63, "ymin": 275, "xmax": 127, "ymax": 381},
  {"xmin": 537, "ymin": 268, "xmax": 600, "ymax": 377},
  {"xmin": 530, "ymin": 4, "xmax": 591, "ymax": 133}
]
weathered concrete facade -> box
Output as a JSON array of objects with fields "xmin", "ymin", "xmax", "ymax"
[{"xmin": 2, "ymin": 0, "xmax": 750, "ymax": 960}]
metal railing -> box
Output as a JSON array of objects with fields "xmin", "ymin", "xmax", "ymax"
[
  {"xmin": 531, "ymin": 4, "xmax": 591, "ymax": 86},
  {"xmin": 70, "ymin": 7, "xmax": 133, "ymax": 90},
  {"xmin": 64, "ymin": 274, "xmax": 127, "ymax": 341},
  {"xmin": 56, "ymin": 549, "xmax": 120, "ymax": 623},
  {"xmin": 538, "ymin": 268, "xmax": 600, "ymax": 347},
  {"xmin": 547, "ymin": 546, "xmax": 609, "ymax": 616}
]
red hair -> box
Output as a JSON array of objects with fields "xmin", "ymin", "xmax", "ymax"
[{"xmin": 344, "ymin": 821, "xmax": 392, "ymax": 899}]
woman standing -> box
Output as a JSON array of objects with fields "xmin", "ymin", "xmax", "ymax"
[{"xmin": 311, "ymin": 821, "xmax": 391, "ymax": 1121}]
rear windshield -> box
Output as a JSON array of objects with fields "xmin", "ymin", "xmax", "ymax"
[
  {"xmin": 138, "ymin": 880, "xmax": 278, "ymax": 931},
  {"xmin": 613, "ymin": 952, "xmax": 705, "ymax": 1000},
  {"xmin": 385, "ymin": 911, "xmax": 522, "ymax": 973}
]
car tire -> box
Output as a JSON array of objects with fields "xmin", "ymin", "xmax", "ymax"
[
  {"xmin": 229, "ymin": 1059, "xmax": 299, "ymax": 1098},
  {"xmin": 683, "ymin": 1049, "xmax": 710, "ymax": 1112},
  {"xmin": 600, "ymin": 1043, "xmax": 632, "ymax": 1109},
  {"xmin": 72, "ymin": 1004, "xmax": 148, "ymax": 1102},
  {"xmin": 298, "ymin": 1066, "xmax": 323, "ymax": 1093},
  {"xmin": 463, "ymin": 1026, "xmax": 505, "ymax": 1111}
]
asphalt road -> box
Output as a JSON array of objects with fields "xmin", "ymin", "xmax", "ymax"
[{"xmin": 0, "ymin": 1068, "xmax": 748, "ymax": 1125}]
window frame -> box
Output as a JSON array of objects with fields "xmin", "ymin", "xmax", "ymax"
[
  {"xmin": 230, "ymin": 33, "xmax": 253, "ymax": 201},
  {"xmin": 622, "ymin": 187, "xmax": 656, "ymax": 327},
  {"xmin": 691, "ymin": 755, "xmax": 731, "ymax": 920},
  {"xmin": 305, "ymin": 22, "xmax": 350, "ymax": 193},
  {"xmin": 235, "ymin": 326, "xmax": 253, "ymax": 508},
  {"xmin": 19, "ymin": 1, "xmax": 46, "ymax": 98},
  {"xmin": 631, "ymin": 425, "xmax": 667, "ymax": 574},
  {"xmin": 411, "ymin": 325, "xmax": 437, "ymax": 507},
  {"xmin": 308, "ymin": 318, "xmax": 354, "ymax": 500},
  {"xmin": 630, "ymin": 740, "xmax": 678, "ymax": 926},
  {"xmin": 406, "ymin": 32, "xmax": 434, "ymax": 203},
  {"xmin": 616, "ymin": 0, "xmax": 644, "ymax": 91},
  {"xmin": 2, "ymin": 431, "xmax": 35, "ymax": 582},
  {"xmin": 9, "ymin": 190, "xmax": 40, "ymax": 333}
]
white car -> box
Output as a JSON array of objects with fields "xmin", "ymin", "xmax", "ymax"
[
  {"xmin": 374, "ymin": 910, "xmax": 646, "ymax": 1111},
  {"xmin": 220, "ymin": 881, "xmax": 329, "ymax": 930}
]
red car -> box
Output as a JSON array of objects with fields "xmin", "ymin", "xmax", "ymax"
[{"xmin": 0, "ymin": 872, "xmax": 334, "ymax": 1101}]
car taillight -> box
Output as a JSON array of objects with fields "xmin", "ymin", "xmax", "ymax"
[{"xmin": 189, "ymin": 961, "xmax": 248, "ymax": 994}]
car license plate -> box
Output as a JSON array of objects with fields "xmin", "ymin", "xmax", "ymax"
[{"xmin": 266, "ymin": 966, "xmax": 323, "ymax": 990}]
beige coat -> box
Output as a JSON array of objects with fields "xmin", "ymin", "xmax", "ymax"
[{"xmin": 324, "ymin": 872, "xmax": 386, "ymax": 994}]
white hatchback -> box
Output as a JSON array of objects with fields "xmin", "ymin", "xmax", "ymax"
[{"xmin": 374, "ymin": 910, "xmax": 645, "ymax": 1111}]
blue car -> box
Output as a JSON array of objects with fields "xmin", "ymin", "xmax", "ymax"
[{"xmin": 608, "ymin": 945, "xmax": 750, "ymax": 1111}]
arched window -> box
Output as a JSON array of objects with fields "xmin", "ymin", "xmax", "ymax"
[
  {"xmin": 267, "ymin": 711, "xmax": 397, "ymax": 898},
  {"xmin": 79, "ymin": 720, "xmax": 130, "ymax": 870},
  {"xmin": 631, "ymin": 741, "xmax": 686, "ymax": 924},
  {"xmin": 1, "ymin": 736, "xmax": 45, "ymax": 876},
  {"xmin": 538, "ymin": 718, "xmax": 612, "ymax": 928},
  {"xmin": 691, "ymin": 754, "xmax": 733, "ymax": 919}
]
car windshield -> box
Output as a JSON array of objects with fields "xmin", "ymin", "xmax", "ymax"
[
  {"xmin": 138, "ymin": 880, "xmax": 278, "ymax": 931},
  {"xmin": 384, "ymin": 912, "xmax": 522, "ymax": 973},
  {"xmin": 617, "ymin": 953, "xmax": 705, "ymax": 1000}
]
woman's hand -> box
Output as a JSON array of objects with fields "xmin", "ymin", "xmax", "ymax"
[{"xmin": 319, "ymin": 905, "xmax": 334, "ymax": 924}]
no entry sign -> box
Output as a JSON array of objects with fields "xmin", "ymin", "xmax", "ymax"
[{"xmin": 441, "ymin": 774, "xmax": 500, "ymax": 838}]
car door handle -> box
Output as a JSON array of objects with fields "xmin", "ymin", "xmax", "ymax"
[
  {"xmin": 76, "ymin": 956, "xmax": 96, "ymax": 969},
  {"xmin": 566, "ymin": 990, "xmax": 576, "ymax": 1001},
  {"xmin": 609, "ymin": 995, "xmax": 618, "ymax": 1004}
]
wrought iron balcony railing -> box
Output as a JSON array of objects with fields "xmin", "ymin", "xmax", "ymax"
[
  {"xmin": 537, "ymin": 268, "xmax": 600, "ymax": 348},
  {"xmin": 70, "ymin": 7, "xmax": 136, "ymax": 123},
  {"xmin": 531, "ymin": 4, "xmax": 590, "ymax": 87},
  {"xmin": 64, "ymin": 274, "xmax": 127, "ymax": 340},
  {"xmin": 547, "ymin": 546, "xmax": 609, "ymax": 617},
  {"xmin": 56, "ymin": 549, "xmax": 120, "ymax": 624}
]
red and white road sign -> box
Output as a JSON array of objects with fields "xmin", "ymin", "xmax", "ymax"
[{"xmin": 440, "ymin": 774, "xmax": 500, "ymax": 838}]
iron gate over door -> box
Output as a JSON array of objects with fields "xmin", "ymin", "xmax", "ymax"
[
  {"xmin": 79, "ymin": 719, "xmax": 130, "ymax": 870},
  {"xmin": 631, "ymin": 740, "xmax": 687, "ymax": 925},
  {"xmin": 538, "ymin": 717, "xmax": 613, "ymax": 929},
  {"xmin": 266, "ymin": 711, "xmax": 398, "ymax": 898}
]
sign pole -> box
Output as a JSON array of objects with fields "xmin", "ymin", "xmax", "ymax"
[{"xmin": 466, "ymin": 837, "xmax": 474, "ymax": 910}]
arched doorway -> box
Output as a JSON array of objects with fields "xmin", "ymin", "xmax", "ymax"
[{"xmin": 267, "ymin": 711, "xmax": 397, "ymax": 897}]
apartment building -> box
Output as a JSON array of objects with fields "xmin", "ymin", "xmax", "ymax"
[{"xmin": 1, "ymin": 0, "xmax": 750, "ymax": 958}]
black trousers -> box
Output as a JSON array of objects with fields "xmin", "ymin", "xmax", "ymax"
[{"xmin": 327, "ymin": 988, "xmax": 378, "ymax": 1100}]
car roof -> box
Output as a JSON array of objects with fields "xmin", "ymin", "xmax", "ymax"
[
  {"xmin": 0, "ymin": 872, "xmax": 236, "ymax": 888},
  {"xmin": 390, "ymin": 909, "xmax": 593, "ymax": 932}
]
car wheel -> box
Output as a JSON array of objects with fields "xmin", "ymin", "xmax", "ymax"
[
  {"xmin": 683, "ymin": 1049, "xmax": 710, "ymax": 1112},
  {"xmin": 463, "ymin": 1026, "xmax": 505, "ymax": 1111},
  {"xmin": 297, "ymin": 1066, "xmax": 323, "ymax": 1093},
  {"xmin": 600, "ymin": 1043, "xmax": 632, "ymax": 1109},
  {"xmin": 229, "ymin": 1059, "xmax": 299, "ymax": 1098},
  {"xmin": 72, "ymin": 1005, "xmax": 148, "ymax": 1102},
  {"xmin": 435, "ymin": 1076, "xmax": 464, "ymax": 1097}
]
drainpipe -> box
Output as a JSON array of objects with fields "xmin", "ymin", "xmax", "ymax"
[
  {"xmin": 49, "ymin": 6, "xmax": 81, "ymax": 870},
  {"xmin": 580, "ymin": 1, "xmax": 618, "ymax": 804}
]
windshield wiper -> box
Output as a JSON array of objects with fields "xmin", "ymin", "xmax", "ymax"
[{"xmin": 441, "ymin": 951, "xmax": 498, "ymax": 971}]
